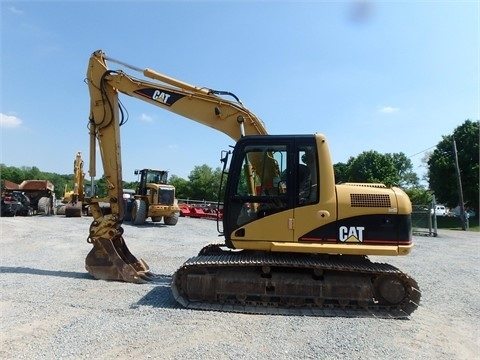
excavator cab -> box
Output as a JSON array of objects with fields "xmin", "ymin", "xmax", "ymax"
[{"xmin": 222, "ymin": 135, "xmax": 320, "ymax": 248}]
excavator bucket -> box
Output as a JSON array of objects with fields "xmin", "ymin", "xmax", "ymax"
[
  {"xmin": 85, "ymin": 235, "xmax": 155, "ymax": 284},
  {"xmin": 65, "ymin": 201, "xmax": 83, "ymax": 217}
]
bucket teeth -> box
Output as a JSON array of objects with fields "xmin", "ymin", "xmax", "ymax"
[{"xmin": 85, "ymin": 236, "xmax": 153, "ymax": 283}]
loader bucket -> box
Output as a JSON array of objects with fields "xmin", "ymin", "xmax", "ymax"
[{"xmin": 85, "ymin": 236, "xmax": 155, "ymax": 284}]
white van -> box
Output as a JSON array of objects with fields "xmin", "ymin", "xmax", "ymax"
[{"xmin": 432, "ymin": 205, "xmax": 447, "ymax": 216}]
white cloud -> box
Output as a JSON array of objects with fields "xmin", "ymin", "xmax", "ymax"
[
  {"xmin": 9, "ymin": 6, "xmax": 24, "ymax": 16},
  {"xmin": 0, "ymin": 113, "xmax": 23, "ymax": 128},
  {"xmin": 378, "ymin": 106, "xmax": 399, "ymax": 114},
  {"xmin": 139, "ymin": 113, "xmax": 153, "ymax": 122}
]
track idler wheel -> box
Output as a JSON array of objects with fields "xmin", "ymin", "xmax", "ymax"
[
  {"xmin": 85, "ymin": 235, "xmax": 155, "ymax": 284},
  {"xmin": 373, "ymin": 274, "xmax": 408, "ymax": 305}
]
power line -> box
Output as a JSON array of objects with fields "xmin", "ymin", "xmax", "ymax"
[{"xmin": 408, "ymin": 145, "xmax": 436, "ymax": 158}]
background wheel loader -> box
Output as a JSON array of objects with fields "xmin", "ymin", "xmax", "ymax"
[{"xmin": 125, "ymin": 169, "xmax": 180, "ymax": 225}]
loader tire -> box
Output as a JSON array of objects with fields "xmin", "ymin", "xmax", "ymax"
[
  {"xmin": 56, "ymin": 205, "xmax": 66, "ymax": 216},
  {"xmin": 132, "ymin": 199, "xmax": 147, "ymax": 225},
  {"xmin": 164, "ymin": 212, "xmax": 179, "ymax": 226},
  {"xmin": 124, "ymin": 208, "xmax": 132, "ymax": 222},
  {"xmin": 37, "ymin": 197, "xmax": 51, "ymax": 215},
  {"xmin": 151, "ymin": 216, "xmax": 162, "ymax": 223}
]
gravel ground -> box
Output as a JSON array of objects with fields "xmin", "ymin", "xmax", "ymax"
[{"xmin": 1, "ymin": 215, "xmax": 479, "ymax": 360}]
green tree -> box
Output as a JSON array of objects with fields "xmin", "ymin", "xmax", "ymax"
[
  {"xmin": 335, "ymin": 152, "xmax": 418, "ymax": 188},
  {"xmin": 0, "ymin": 164, "xmax": 24, "ymax": 184},
  {"xmin": 333, "ymin": 162, "xmax": 348, "ymax": 184},
  {"xmin": 187, "ymin": 164, "xmax": 223, "ymax": 201},
  {"xmin": 346, "ymin": 151, "xmax": 400, "ymax": 187},
  {"xmin": 169, "ymin": 175, "xmax": 190, "ymax": 200},
  {"xmin": 388, "ymin": 152, "xmax": 419, "ymax": 188},
  {"xmin": 405, "ymin": 188, "xmax": 433, "ymax": 206},
  {"xmin": 1, "ymin": 164, "xmax": 74, "ymax": 199},
  {"xmin": 123, "ymin": 180, "xmax": 139, "ymax": 192},
  {"xmin": 428, "ymin": 119, "xmax": 479, "ymax": 211},
  {"xmin": 23, "ymin": 166, "xmax": 42, "ymax": 180},
  {"xmin": 52, "ymin": 174, "xmax": 73, "ymax": 199}
]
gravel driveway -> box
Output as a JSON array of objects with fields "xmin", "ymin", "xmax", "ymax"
[{"xmin": 1, "ymin": 216, "xmax": 478, "ymax": 359}]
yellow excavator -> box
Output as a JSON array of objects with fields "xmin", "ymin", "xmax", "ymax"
[
  {"xmin": 64, "ymin": 151, "xmax": 85, "ymax": 217},
  {"xmin": 85, "ymin": 50, "xmax": 420, "ymax": 317}
]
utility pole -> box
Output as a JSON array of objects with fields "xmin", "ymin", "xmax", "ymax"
[{"xmin": 452, "ymin": 138, "xmax": 468, "ymax": 230}]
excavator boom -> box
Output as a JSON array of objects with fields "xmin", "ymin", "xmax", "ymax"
[{"xmin": 88, "ymin": 51, "xmax": 267, "ymax": 141}]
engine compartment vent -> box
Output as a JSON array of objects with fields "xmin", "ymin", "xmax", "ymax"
[
  {"xmin": 350, "ymin": 193, "xmax": 391, "ymax": 208},
  {"xmin": 344, "ymin": 183, "xmax": 387, "ymax": 189}
]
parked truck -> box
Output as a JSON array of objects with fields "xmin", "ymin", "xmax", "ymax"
[
  {"xmin": 3, "ymin": 179, "xmax": 55, "ymax": 215},
  {"xmin": 0, "ymin": 190, "xmax": 33, "ymax": 217}
]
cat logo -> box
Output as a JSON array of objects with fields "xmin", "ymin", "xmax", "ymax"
[
  {"xmin": 133, "ymin": 88, "xmax": 184, "ymax": 107},
  {"xmin": 339, "ymin": 226, "xmax": 365, "ymax": 243},
  {"xmin": 152, "ymin": 90, "xmax": 171, "ymax": 104}
]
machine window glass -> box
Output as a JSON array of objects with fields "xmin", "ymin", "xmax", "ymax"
[
  {"xmin": 145, "ymin": 171, "xmax": 168, "ymax": 184},
  {"xmin": 235, "ymin": 145, "xmax": 286, "ymax": 197},
  {"xmin": 297, "ymin": 145, "xmax": 318, "ymax": 205},
  {"xmin": 234, "ymin": 144, "xmax": 288, "ymax": 225}
]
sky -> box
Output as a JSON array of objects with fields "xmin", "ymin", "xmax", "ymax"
[{"xmin": 1, "ymin": 1, "xmax": 479, "ymax": 183}]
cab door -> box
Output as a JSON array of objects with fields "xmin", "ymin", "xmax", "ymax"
[
  {"xmin": 223, "ymin": 136, "xmax": 295, "ymax": 246},
  {"xmin": 292, "ymin": 135, "xmax": 338, "ymax": 243}
]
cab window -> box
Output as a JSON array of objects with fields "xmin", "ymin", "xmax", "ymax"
[{"xmin": 234, "ymin": 144, "xmax": 288, "ymax": 225}]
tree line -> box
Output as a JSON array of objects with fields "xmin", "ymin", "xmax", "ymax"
[
  {"xmin": 1, "ymin": 120, "xmax": 478, "ymax": 212},
  {"xmin": 332, "ymin": 120, "xmax": 478, "ymax": 211}
]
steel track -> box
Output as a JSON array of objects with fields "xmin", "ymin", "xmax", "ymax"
[{"xmin": 171, "ymin": 247, "xmax": 421, "ymax": 319}]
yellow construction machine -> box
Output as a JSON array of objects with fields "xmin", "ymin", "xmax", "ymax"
[
  {"xmin": 64, "ymin": 151, "xmax": 86, "ymax": 217},
  {"xmin": 124, "ymin": 168, "xmax": 180, "ymax": 225},
  {"xmin": 84, "ymin": 50, "xmax": 420, "ymax": 317}
]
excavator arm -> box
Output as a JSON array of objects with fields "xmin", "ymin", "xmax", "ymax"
[
  {"xmin": 65, "ymin": 151, "xmax": 85, "ymax": 217},
  {"xmin": 85, "ymin": 50, "xmax": 275, "ymax": 282}
]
